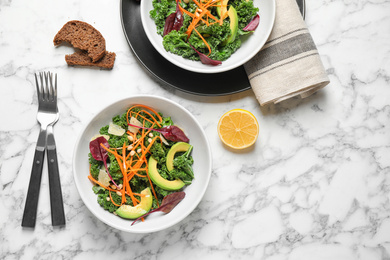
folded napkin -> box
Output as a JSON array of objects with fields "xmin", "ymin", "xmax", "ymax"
[{"xmin": 244, "ymin": 0, "xmax": 330, "ymax": 106}]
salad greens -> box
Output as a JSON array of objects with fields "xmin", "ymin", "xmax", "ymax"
[
  {"xmin": 131, "ymin": 191, "xmax": 186, "ymax": 225},
  {"xmin": 150, "ymin": 0, "xmax": 259, "ymax": 64},
  {"xmin": 172, "ymin": 146, "xmax": 194, "ymax": 184},
  {"xmin": 88, "ymin": 105, "xmax": 194, "ymax": 218}
]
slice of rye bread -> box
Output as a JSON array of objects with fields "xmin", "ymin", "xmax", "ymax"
[
  {"xmin": 54, "ymin": 20, "xmax": 106, "ymax": 62},
  {"xmin": 65, "ymin": 51, "xmax": 116, "ymax": 69}
]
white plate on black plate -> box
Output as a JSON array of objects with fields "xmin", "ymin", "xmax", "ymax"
[{"xmin": 120, "ymin": 0, "xmax": 305, "ymax": 96}]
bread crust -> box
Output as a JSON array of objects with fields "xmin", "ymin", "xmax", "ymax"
[
  {"xmin": 54, "ymin": 20, "xmax": 106, "ymax": 62},
  {"xmin": 65, "ymin": 51, "xmax": 116, "ymax": 69}
]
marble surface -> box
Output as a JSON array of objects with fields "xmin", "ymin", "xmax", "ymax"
[{"xmin": 1, "ymin": 0, "xmax": 390, "ymax": 259}]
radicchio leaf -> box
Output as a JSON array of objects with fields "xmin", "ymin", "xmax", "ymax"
[
  {"xmin": 163, "ymin": 1, "xmax": 183, "ymax": 36},
  {"xmin": 163, "ymin": 13, "xmax": 176, "ymax": 36},
  {"xmin": 128, "ymin": 124, "xmax": 189, "ymax": 143},
  {"xmin": 190, "ymin": 45, "xmax": 222, "ymax": 66},
  {"xmin": 131, "ymin": 192, "xmax": 186, "ymax": 225},
  {"xmin": 159, "ymin": 191, "xmax": 186, "ymax": 213},
  {"xmin": 243, "ymin": 14, "xmax": 260, "ymax": 32},
  {"xmin": 89, "ymin": 136, "xmax": 119, "ymax": 188}
]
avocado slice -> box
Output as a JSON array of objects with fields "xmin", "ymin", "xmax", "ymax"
[
  {"xmin": 225, "ymin": 6, "xmax": 238, "ymax": 44},
  {"xmin": 166, "ymin": 142, "xmax": 192, "ymax": 171},
  {"xmin": 116, "ymin": 187, "xmax": 153, "ymax": 219},
  {"xmin": 148, "ymin": 156, "xmax": 185, "ymax": 191},
  {"xmin": 216, "ymin": 0, "xmax": 229, "ymax": 19}
]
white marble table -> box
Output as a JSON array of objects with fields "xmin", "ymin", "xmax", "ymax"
[{"xmin": 1, "ymin": 0, "xmax": 390, "ymax": 259}]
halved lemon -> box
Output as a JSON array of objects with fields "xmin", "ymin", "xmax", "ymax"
[{"xmin": 217, "ymin": 109, "xmax": 259, "ymax": 149}]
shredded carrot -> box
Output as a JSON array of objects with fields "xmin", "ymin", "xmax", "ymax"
[
  {"xmin": 178, "ymin": 5, "xmax": 195, "ymax": 18},
  {"xmin": 219, "ymin": 0, "xmax": 224, "ymax": 25},
  {"xmin": 132, "ymin": 192, "xmax": 146, "ymax": 197},
  {"xmin": 109, "ymin": 191, "xmax": 122, "ymax": 207},
  {"xmin": 182, "ymin": 0, "xmax": 225, "ymax": 56},
  {"xmin": 140, "ymin": 110, "xmax": 162, "ymax": 127},
  {"xmin": 137, "ymin": 114, "xmax": 154, "ymax": 126},
  {"xmin": 186, "ymin": 11, "xmax": 203, "ymax": 38},
  {"xmin": 193, "ymin": 28, "xmax": 212, "ymax": 55},
  {"xmin": 121, "ymin": 143, "xmax": 128, "ymax": 204},
  {"xmin": 193, "ymin": 0, "xmax": 220, "ymax": 22},
  {"xmin": 126, "ymin": 104, "xmax": 163, "ymax": 124},
  {"xmin": 88, "ymin": 174, "xmax": 116, "ymax": 192}
]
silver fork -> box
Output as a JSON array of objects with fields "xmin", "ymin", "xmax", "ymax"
[{"xmin": 22, "ymin": 72, "xmax": 65, "ymax": 228}]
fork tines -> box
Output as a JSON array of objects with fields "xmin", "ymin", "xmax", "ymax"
[{"xmin": 35, "ymin": 72, "xmax": 57, "ymax": 102}]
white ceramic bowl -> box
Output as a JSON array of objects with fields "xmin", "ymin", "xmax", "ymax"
[
  {"xmin": 73, "ymin": 95, "xmax": 212, "ymax": 233},
  {"xmin": 140, "ymin": 0, "xmax": 275, "ymax": 74}
]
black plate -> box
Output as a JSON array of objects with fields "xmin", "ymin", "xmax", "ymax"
[{"xmin": 120, "ymin": 0, "xmax": 305, "ymax": 96}]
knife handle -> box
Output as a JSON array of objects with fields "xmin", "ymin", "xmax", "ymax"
[
  {"xmin": 47, "ymin": 128, "xmax": 66, "ymax": 227},
  {"xmin": 22, "ymin": 131, "xmax": 46, "ymax": 228}
]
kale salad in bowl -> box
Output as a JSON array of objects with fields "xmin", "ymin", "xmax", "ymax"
[
  {"xmin": 140, "ymin": 0, "xmax": 275, "ymax": 73},
  {"xmin": 73, "ymin": 95, "xmax": 212, "ymax": 233}
]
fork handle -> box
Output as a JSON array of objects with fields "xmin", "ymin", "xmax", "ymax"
[
  {"xmin": 22, "ymin": 130, "xmax": 46, "ymax": 228},
  {"xmin": 47, "ymin": 128, "xmax": 66, "ymax": 227}
]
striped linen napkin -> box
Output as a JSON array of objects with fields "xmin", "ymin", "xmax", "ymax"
[{"xmin": 244, "ymin": 0, "xmax": 329, "ymax": 106}]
